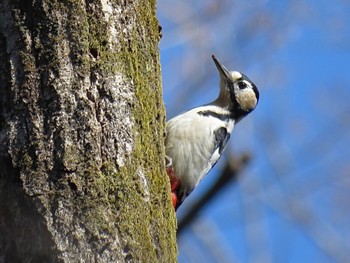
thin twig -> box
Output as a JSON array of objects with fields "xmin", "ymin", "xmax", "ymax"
[{"xmin": 177, "ymin": 153, "xmax": 251, "ymax": 235}]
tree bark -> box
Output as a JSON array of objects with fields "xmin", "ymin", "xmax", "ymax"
[{"xmin": 0, "ymin": 0, "xmax": 177, "ymax": 262}]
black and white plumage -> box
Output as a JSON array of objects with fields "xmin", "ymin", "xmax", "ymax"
[{"xmin": 165, "ymin": 55, "xmax": 259, "ymax": 209}]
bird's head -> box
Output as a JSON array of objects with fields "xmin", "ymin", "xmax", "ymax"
[{"xmin": 212, "ymin": 55, "xmax": 259, "ymax": 117}]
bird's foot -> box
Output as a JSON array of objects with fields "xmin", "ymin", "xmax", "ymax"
[{"xmin": 165, "ymin": 155, "xmax": 172, "ymax": 168}]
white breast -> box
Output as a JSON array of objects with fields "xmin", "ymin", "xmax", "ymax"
[{"xmin": 165, "ymin": 106, "xmax": 235, "ymax": 193}]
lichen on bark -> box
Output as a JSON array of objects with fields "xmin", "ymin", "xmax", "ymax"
[{"xmin": 0, "ymin": 0, "xmax": 177, "ymax": 262}]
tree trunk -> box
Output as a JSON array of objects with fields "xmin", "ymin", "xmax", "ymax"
[{"xmin": 0, "ymin": 0, "xmax": 177, "ymax": 262}]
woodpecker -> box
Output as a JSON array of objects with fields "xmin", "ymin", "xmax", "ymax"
[{"xmin": 165, "ymin": 55, "xmax": 259, "ymax": 210}]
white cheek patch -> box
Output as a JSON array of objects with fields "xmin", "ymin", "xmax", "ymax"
[
  {"xmin": 236, "ymin": 89, "xmax": 257, "ymax": 111},
  {"xmin": 230, "ymin": 71, "xmax": 242, "ymax": 80}
]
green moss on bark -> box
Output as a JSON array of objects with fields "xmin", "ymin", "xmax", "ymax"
[
  {"xmin": 78, "ymin": 0, "xmax": 177, "ymax": 261},
  {"xmin": 0, "ymin": 0, "xmax": 177, "ymax": 261},
  {"xmin": 104, "ymin": 1, "xmax": 177, "ymax": 260}
]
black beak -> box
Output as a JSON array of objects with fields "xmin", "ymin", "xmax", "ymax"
[{"xmin": 212, "ymin": 54, "xmax": 230, "ymax": 80}]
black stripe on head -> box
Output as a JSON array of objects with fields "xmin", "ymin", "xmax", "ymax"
[
  {"xmin": 197, "ymin": 110, "xmax": 234, "ymax": 121},
  {"xmin": 227, "ymin": 86, "xmax": 250, "ymax": 120},
  {"xmin": 241, "ymin": 73, "xmax": 259, "ymax": 101},
  {"xmin": 227, "ymin": 74, "xmax": 259, "ymax": 121}
]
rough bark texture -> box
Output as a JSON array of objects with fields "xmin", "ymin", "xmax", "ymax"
[{"xmin": 0, "ymin": 0, "xmax": 177, "ymax": 262}]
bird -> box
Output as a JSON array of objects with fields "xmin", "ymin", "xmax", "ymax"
[{"xmin": 165, "ymin": 54, "xmax": 259, "ymax": 210}]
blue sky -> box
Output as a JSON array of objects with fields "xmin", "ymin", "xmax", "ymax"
[{"xmin": 158, "ymin": 1, "xmax": 350, "ymax": 262}]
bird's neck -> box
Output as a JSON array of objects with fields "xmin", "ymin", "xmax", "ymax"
[
  {"xmin": 212, "ymin": 89, "xmax": 233, "ymax": 111},
  {"xmin": 212, "ymin": 89, "xmax": 248, "ymax": 122}
]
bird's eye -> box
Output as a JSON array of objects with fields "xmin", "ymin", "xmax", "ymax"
[{"xmin": 237, "ymin": 81, "xmax": 248, "ymax": 90}]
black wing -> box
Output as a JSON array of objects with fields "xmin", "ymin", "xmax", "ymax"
[
  {"xmin": 207, "ymin": 127, "xmax": 231, "ymax": 171},
  {"xmin": 214, "ymin": 127, "xmax": 230, "ymax": 155}
]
